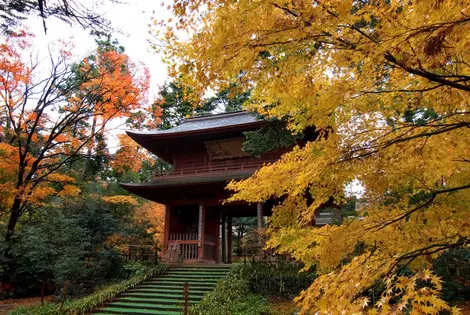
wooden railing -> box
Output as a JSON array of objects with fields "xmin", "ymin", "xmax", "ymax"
[
  {"xmin": 169, "ymin": 233, "xmax": 198, "ymax": 242},
  {"xmin": 155, "ymin": 159, "xmax": 278, "ymax": 178},
  {"xmin": 125, "ymin": 245, "xmax": 159, "ymax": 263},
  {"xmin": 168, "ymin": 233, "xmax": 198, "ymax": 260},
  {"xmin": 167, "ymin": 233, "xmax": 218, "ymax": 261}
]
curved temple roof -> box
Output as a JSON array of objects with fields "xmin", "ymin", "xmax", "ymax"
[
  {"xmin": 125, "ymin": 111, "xmax": 264, "ymax": 163},
  {"xmin": 127, "ymin": 111, "xmax": 261, "ymax": 138}
]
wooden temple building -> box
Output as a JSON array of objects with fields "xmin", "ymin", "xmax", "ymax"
[{"xmin": 122, "ymin": 111, "xmax": 332, "ymax": 264}]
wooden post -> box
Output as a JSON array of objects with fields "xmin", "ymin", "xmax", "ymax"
[
  {"xmin": 221, "ymin": 216, "xmax": 226, "ymax": 263},
  {"xmin": 197, "ymin": 204, "xmax": 206, "ymax": 262},
  {"xmin": 183, "ymin": 282, "xmax": 190, "ymax": 315},
  {"xmin": 215, "ymin": 212, "xmax": 221, "ymax": 263},
  {"xmin": 257, "ymin": 203, "xmax": 264, "ymax": 230},
  {"xmin": 257, "ymin": 202, "xmax": 264, "ymax": 258},
  {"xmin": 227, "ymin": 216, "xmax": 233, "ymax": 264},
  {"xmin": 59, "ymin": 280, "xmax": 70, "ymax": 312},
  {"xmin": 154, "ymin": 244, "xmax": 159, "ymax": 264},
  {"xmin": 162, "ymin": 205, "xmax": 171, "ymax": 259},
  {"xmin": 40, "ymin": 273, "xmax": 46, "ymax": 305}
]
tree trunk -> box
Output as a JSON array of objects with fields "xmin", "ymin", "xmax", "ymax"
[
  {"xmin": 2, "ymin": 197, "xmax": 22, "ymax": 286},
  {"xmin": 334, "ymin": 207, "xmax": 343, "ymax": 225},
  {"xmin": 5, "ymin": 198, "xmax": 21, "ymax": 241},
  {"xmin": 82, "ymin": 115, "xmax": 97, "ymax": 180},
  {"xmin": 240, "ymin": 229, "xmax": 245, "ymax": 257},
  {"xmin": 237, "ymin": 229, "xmax": 241, "ymax": 257}
]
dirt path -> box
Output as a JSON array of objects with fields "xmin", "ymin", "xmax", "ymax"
[{"xmin": 0, "ymin": 296, "xmax": 54, "ymax": 314}]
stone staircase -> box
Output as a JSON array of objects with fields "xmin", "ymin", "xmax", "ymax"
[{"xmin": 93, "ymin": 265, "xmax": 232, "ymax": 315}]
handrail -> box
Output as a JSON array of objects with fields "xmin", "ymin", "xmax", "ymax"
[{"xmin": 155, "ymin": 159, "xmax": 278, "ymax": 177}]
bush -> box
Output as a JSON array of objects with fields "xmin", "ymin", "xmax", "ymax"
[
  {"xmin": 190, "ymin": 266, "xmax": 269, "ymax": 315},
  {"xmin": 2, "ymin": 188, "xmax": 156, "ymax": 297},
  {"xmin": 433, "ymin": 248, "xmax": 470, "ymax": 302},
  {"xmin": 191, "ymin": 261, "xmax": 315, "ymax": 315},
  {"xmin": 239, "ymin": 261, "xmax": 316, "ymax": 297}
]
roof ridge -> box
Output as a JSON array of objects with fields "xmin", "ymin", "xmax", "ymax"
[{"xmin": 184, "ymin": 110, "xmax": 252, "ymax": 122}]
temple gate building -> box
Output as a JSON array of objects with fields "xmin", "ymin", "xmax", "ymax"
[{"xmin": 122, "ymin": 111, "xmax": 332, "ymax": 264}]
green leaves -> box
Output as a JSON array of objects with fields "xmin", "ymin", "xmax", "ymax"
[
  {"xmin": 190, "ymin": 266, "xmax": 269, "ymax": 315},
  {"xmin": 243, "ymin": 118, "xmax": 303, "ymax": 156}
]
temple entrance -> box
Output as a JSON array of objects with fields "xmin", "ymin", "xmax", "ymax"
[
  {"xmin": 164, "ymin": 205, "xmax": 218, "ymax": 263},
  {"xmin": 163, "ymin": 203, "xmax": 268, "ymax": 264}
]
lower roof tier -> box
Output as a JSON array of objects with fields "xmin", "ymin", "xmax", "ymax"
[{"xmin": 120, "ymin": 169, "xmax": 255, "ymax": 205}]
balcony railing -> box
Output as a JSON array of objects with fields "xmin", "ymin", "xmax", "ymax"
[{"xmin": 155, "ymin": 159, "xmax": 277, "ymax": 178}]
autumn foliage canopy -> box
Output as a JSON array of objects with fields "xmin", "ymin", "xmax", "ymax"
[
  {"xmin": 161, "ymin": 0, "xmax": 470, "ymax": 313},
  {"xmin": 0, "ymin": 33, "xmax": 152, "ymax": 241}
]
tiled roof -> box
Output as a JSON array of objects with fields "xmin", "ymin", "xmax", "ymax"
[{"xmin": 128, "ymin": 111, "xmax": 260, "ymax": 135}]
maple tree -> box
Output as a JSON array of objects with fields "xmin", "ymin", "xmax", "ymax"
[
  {"xmin": 161, "ymin": 0, "xmax": 470, "ymax": 313},
  {"xmin": 71, "ymin": 36, "xmax": 151, "ymax": 179},
  {"xmin": 111, "ymin": 134, "xmax": 153, "ymax": 176},
  {"xmin": 0, "ymin": 32, "xmax": 150, "ymax": 260},
  {"xmin": 135, "ymin": 202, "xmax": 165, "ymax": 243}
]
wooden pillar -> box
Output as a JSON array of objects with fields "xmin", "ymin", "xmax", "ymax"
[
  {"xmin": 215, "ymin": 212, "xmax": 221, "ymax": 263},
  {"xmin": 221, "ymin": 216, "xmax": 226, "ymax": 263},
  {"xmin": 197, "ymin": 204, "xmax": 206, "ymax": 262},
  {"xmin": 227, "ymin": 216, "xmax": 233, "ymax": 263},
  {"xmin": 257, "ymin": 203, "xmax": 264, "ymax": 258},
  {"xmin": 257, "ymin": 203, "xmax": 264, "ymax": 229},
  {"xmin": 162, "ymin": 205, "xmax": 171, "ymax": 259}
]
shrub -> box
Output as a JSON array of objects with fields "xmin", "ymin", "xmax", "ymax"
[
  {"xmin": 239, "ymin": 261, "xmax": 316, "ymax": 297},
  {"xmin": 433, "ymin": 248, "xmax": 470, "ymax": 302},
  {"xmin": 190, "ymin": 266, "xmax": 269, "ymax": 315}
]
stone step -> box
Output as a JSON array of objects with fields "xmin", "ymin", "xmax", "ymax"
[
  {"xmin": 121, "ymin": 292, "xmax": 205, "ymax": 299},
  {"xmin": 119, "ymin": 296, "xmax": 199, "ymax": 304},
  {"xmin": 127, "ymin": 287, "xmax": 207, "ymax": 295},
  {"xmin": 91, "ymin": 265, "xmax": 232, "ymax": 315},
  {"xmin": 162, "ymin": 271, "xmax": 227, "ymax": 277},
  {"xmin": 139, "ymin": 282, "xmax": 217, "ymax": 288},
  {"xmin": 94, "ymin": 307, "xmax": 181, "ymax": 315},
  {"xmin": 158, "ymin": 274, "xmax": 224, "ymax": 279},
  {"xmin": 106, "ymin": 301, "xmax": 184, "ymax": 311},
  {"xmin": 145, "ymin": 278, "xmax": 219, "ymax": 283}
]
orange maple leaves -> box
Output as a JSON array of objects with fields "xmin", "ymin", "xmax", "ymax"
[
  {"xmin": 79, "ymin": 50, "xmax": 148, "ymax": 121},
  {"xmin": 112, "ymin": 134, "xmax": 154, "ymax": 174},
  {"xmin": 0, "ymin": 32, "xmax": 157, "ymax": 228}
]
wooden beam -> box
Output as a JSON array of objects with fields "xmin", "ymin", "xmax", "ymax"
[
  {"xmin": 215, "ymin": 211, "xmax": 221, "ymax": 263},
  {"xmin": 197, "ymin": 204, "xmax": 206, "ymax": 262},
  {"xmin": 227, "ymin": 216, "xmax": 233, "ymax": 264},
  {"xmin": 257, "ymin": 202, "xmax": 264, "ymax": 229},
  {"xmin": 162, "ymin": 205, "xmax": 171, "ymax": 259},
  {"xmin": 257, "ymin": 202, "xmax": 264, "ymax": 258},
  {"xmin": 221, "ymin": 216, "xmax": 226, "ymax": 263}
]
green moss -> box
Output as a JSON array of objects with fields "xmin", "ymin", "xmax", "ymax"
[{"xmin": 9, "ymin": 263, "xmax": 168, "ymax": 315}]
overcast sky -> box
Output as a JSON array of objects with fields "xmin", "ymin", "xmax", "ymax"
[{"xmin": 26, "ymin": 0, "xmax": 170, "ymax": 96}]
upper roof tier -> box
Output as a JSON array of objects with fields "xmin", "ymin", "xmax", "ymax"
[
  {"xmin": 126, "ymin": 111, "xmax": 264, "ymax": 163},
  {"xmin": 131, "ymin": 111, "xmax": 259, "ymax": 135}
]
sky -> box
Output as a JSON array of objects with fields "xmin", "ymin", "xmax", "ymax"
[
  {"xmin": 23, "ymin": 0, "xmax": 172, "ymax": 151},
  {"xmin": 26, "ymin": 0, "xmax": 171, "ymax": 95}
]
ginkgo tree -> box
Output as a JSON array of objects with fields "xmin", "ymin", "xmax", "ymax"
[
  {"xmin": 0, "ymin": 32, "xmax": 150, "ymax": 263},
  {"xmin": 160, "ymin": 0, "xmax": 470, "ymax": 313}
]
